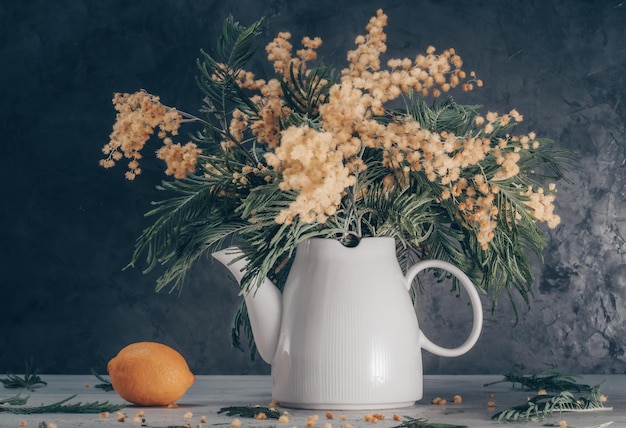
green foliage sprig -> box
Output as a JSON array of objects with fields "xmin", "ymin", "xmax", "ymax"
[
  {"xmin": 0, "ymin": 392, "xmax": 29, "ymax": 406},
  {"xmin": 483, "ymin": 369, "xmax": 593, "ymax": 392},
  {"xmin": 391, "ymin": 416, "xmax": 468, "ymax": 428},
  {"xmin": 1, "ymin": 362, "xmax": 47, "ymax": 391},
  {"xmin": 0, "ymin": 393, "xmax": 125, "ymax": 414},
  {"xmin": 488, "ymin": 370, "xmax": 610, "ymax": 422},
  {"xmin": 218, "ymin": 405, "xmax": 285, "ymax": 419},
  {"xmin": 491, "ymin": 386, "xmax": 610, "ymax": 422},
  {"xmin": 90, "ymin": 368, "xmax": 114, "ymax": 392},
  {"xmin": 543, "ymin": 423, "xmax": 614, "ymax": 428}
]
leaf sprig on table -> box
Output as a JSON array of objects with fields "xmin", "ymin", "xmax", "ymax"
[
  {"xmin": 1, "ymin": 362, "xmax": 47, "ymax": 391},
  {"xmin": 90, "ymin": 368, "xmax": 114, "ymax": 391},
  {"xmin": 483, "ymin": 369, "xmax": 593, "ymax": 392},
  {"xmin": 0, "ymin": 392, "xmax": 29, "ymax": 406},
  {"xmin": 0, "ymin": 393, "xmax": 125, "ymax": 414},
  {"xmin": 489, "ymin": 371, "xmax": 611, "ymax": 422},
  {"xmin": 391, "ymin": 416, "xmax": 468, "ymax": 428},
  {"xmin": 218, "ymin": 405, "xmax": 285, "ymax": 419}
]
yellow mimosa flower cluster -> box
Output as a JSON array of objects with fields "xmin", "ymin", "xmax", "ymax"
[
  {"xmin": 265, "ymin": 125, "xmax": 356, "ymax": 223},
  {"xmin": 156, "ymin": 137, "xmax": 201, "ymax": 180},
  {"xmin": 103, "ymin": 10, "xmax": 562, "ymax": 250},
  {"xmin": 521, "ymin": 184, "xmax": 561, "ymax": 228},
  {"xmin": 101, "ymin": 90, "xmax": 199, "ymax": 180},
  {"xmin": 243, "ymin": 9, "xmax": 558, "ymax": 248},
  {"xmin": 244, "ymin": 9, "xmax": 485, "ymax": 229}
]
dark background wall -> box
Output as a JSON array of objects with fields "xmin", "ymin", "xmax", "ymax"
[{"xmin": 1, "ymin": 0, "xmax": 625, "ymax": 376}]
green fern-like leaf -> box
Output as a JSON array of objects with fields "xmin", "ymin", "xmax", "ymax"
[
  {"xmin": 195, "ymin": 15, "xmax": 264, "ymax": 150},
  {"xmin": 0, "ymin": 394, "xmax": 125, "ymax": 414},
  {"xmin": 406, "ymin": 93, "xmax": 481, "ymax": 135},
  {"xmin": 280, "ymin": 61, "xmax": 337, "ymax": 120},
  {"xmin": 0, "ymin": 393, "xmax": 29, "ymax": 406},
  {"xmin": 492, "ymin": 385, "xmax": 610, "ymax": 422},
  {"xmin": 483, "ymin": 369, "xmax": 593, "ymax": 392},
  {"xmin": 218, "ymin": 15, "xmax": 265, "ymax": 70}
]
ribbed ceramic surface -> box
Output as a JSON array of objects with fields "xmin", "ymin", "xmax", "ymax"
[
  {"xmin": 215, "ymin": 238, "xmax": 482, "ymax": 409},
  {"xmin": 271, "ymin": 238, "xmax": 423, "ymax": 409}
]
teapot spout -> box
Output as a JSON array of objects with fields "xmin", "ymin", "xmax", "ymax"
[{"xmin": 212, "ymin": 247, "xmax": 282, "ymax": 364}]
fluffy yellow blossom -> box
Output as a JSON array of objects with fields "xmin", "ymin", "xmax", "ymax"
[
  {"xmin": 228, "ymin": 108, "xmax": 249, "ymax": 143},
  {"xmin": 486, "ymin": 111, "xmax": 499, "ymax": 122},
  {"xmin": 521, "ymin": 185, "xmax": 561, "ymax": 228},
  {"xmin": 250, "ymin": 87, "xmax": 284, "ymax": 148},
  {"xmin": 265, "ymin": 125, "xmax": 356, "ymax": 223},
  {"xmin": 266, "ymin": 31, "xmax": 294, "ymax": 76},
  {"xmin": 156, "ymin": 138, "xmax": 202, "ymax": 179},
  {"xmin": 236, "ymin": 69, "xmax": 266, "ymax": 90},
  {"xmin": 509, "ymin": 109, "xmax": 524, "ymax": 122},
  {"xmin": 101, "ymin": 90, "xmax": 198, "ymax": 180},
  {"xmin": 297, "ymin": 36, "xmax": 323, "ymax": 61}
]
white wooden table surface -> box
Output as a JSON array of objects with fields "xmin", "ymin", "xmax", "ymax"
[{"xmin": 1, "ymin": 375, "xmax": 624, "ymax": 428}]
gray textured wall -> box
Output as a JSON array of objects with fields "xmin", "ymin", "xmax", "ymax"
[{"xmin": 1, "ymin": 0, "xmax": 625, "ymax": 376}]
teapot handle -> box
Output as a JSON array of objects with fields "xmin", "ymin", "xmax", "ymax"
[{"xmin": 405, "ymin": 259, "xmax": 483, "ymax": 357}]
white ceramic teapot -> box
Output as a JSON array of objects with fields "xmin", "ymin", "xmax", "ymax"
[{"xmin": 213, "ymin": 237, "xmax": 483, "ymax": 410}]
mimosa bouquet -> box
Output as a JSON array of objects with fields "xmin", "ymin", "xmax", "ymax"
[{"xmin": 101, "ymin": 10, "xmax": 569, "ymax": 353}]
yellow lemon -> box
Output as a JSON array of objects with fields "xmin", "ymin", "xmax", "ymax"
[{"xmin": 107, "ymin": 341, "xmax": 195, "ymax": 406}]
